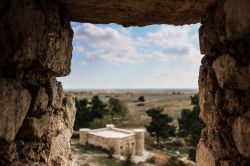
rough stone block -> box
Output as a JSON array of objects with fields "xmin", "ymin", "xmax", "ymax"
[
  {"xmin": 219, "ymin": 160, "xmax": 237, "ymax": 166},
  {"xmin": 212, "ymin": 54, "xmax": 250, "ymax": 90},
  {"xmin": 0, "ymin": 0, "xmax": 73, "ymax": 76},
  {"xmin": 199, "ymin": 83, "xmax": 221, "ymax": 128},
  {"xmin": 0, "ymin": 79, "xmax": 31, "ymax": 142},
  {"xmin": 223, "ymin": 90, "xmax": 243, "ymax": 115},
  {"xmin": 18, "ymin": 113, "xmax": 51, "ymax": 140},
  {"xmin": 47, "ymin": 94, "xmax": 75, "ymax": 165},
  {"xmin": 232, "ymin": 111, "xmax": 250, "ymax": 159},
  {"xmin": 196, "ymin": 140, "xmax": 216, "ymax": 166},
  {"xmin": 224, "ymin": 0, "xmax": 250, "ymax": 40},
  {"xmin": 32, "ymin": 87, "xmax": 49, "ymax": 113},
  {"xmin": 48, "ymin": 78, "xmax": 64, "ymax": 108}
]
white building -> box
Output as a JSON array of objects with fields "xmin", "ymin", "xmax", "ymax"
[{"xmin": 79, "ymin": 124, "xmax": 145, "ymax": 156}]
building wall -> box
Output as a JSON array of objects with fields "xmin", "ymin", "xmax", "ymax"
[
  {"xmin": 79, "ymin": 127, "xmax": 143, "ymax": 155},
  {"xmin": 134, "ymin": 130, "xmax": 145, "ymax": 155},
  {"xmin": 86, "ymin": 132, "xmax": 136, "ymax": 155}
]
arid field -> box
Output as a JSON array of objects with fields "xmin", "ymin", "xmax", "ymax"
[
  {"xmin": 67, "ymin": 89, "xmax": 197, "ymax": 127},
  {"xmin": 68, "ymin": 89, "xmax": 197, "ymax": 166}
]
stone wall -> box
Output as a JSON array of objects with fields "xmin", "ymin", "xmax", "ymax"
[
  {"xmin": 0, "ymin": 0, "xmax": 250, "ymax": 165},
  {"xmin": 0, "ymin": 0, "xmax": 75, "ymax": 165},
  {"xmin": 197, "ymin": 0, "xmax": 250, "ymax": 165}
]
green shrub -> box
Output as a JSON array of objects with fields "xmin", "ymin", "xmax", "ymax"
[
  {"xmin": 165, "ymin": 156, "xmax": 184, "ymax": 166},
  {"xmin": 90, "ymin": 115, "xmax": 113, "ymax": 129},
  {"xmin": 124, "ymin": 152, "xmax": 133, "ymax": 166},
  {"xmin": 107, "ymin": 146, "xmax": 115, "ymax": 159},
  {"xmin": 188, "ymin": 148, "xmax": 196, "ymax": 161},
  {"xmin": 147, "ymin": 156, "xmax": 156, "ymax": 164}
]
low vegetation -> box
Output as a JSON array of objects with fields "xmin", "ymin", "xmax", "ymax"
[
  {"xmin": 107, "ymin": 146, "xmax": 115, "ymax": 159},
  {"xmin": 145, "ymin": 107, "xmax": 176, "ymax": 147},
  {"xmin": 165, "ymin": 156, "xmax": 185, "ymax": 166},
  {"xmin": 74, "ymin": 95, "xmax": 128, "ymax": 129},
  {"xmin": 71, "ymin": 91, "xmax": 202, "ymax": 165},
  {"xmin": 96, "ymin": 157, "xmax": 122, "ymax": 166},
  {"xmin": 177, "ymin": 94, "xmax": 205, "ymax": 161}
]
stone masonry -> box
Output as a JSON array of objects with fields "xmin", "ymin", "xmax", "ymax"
[
  {"xmin": 0, "ymin": 0, "xmax": 75, "ymax": 165},
  {"xmin": 0, "ymin": 0, "xmax": 249, "ymax": 165},
  {"xmin": 197, "ymin": 0, "xmax": 250, "ymax": 165}
]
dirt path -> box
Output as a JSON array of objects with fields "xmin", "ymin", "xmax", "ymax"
[
  {"xmin": 152, "ymin": 150, "xmax": 172, "ymax": 166},
  {"xmin": 72, "ymin": 153, "xmax": 107, "ymax": 166}
]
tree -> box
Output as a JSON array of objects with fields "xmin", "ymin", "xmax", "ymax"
[
  {"xmin": 190, "ymin": 94, "xmax": 199, "ymax": 105},
  {"xmin": 74, "ymin": 98, "xmax": 91, "ymax": 130},
  {"xmin": 74, "ymin": 96, "xmax": 109, "ymax": 130},
  {"xmin": 177, "ymin": 94, "xmax": 205, "ymax": 161},
  {"xmin": 145, "ymin": 108, "xmax": 176, "ymax": 147},
  {"xmin": 138, "ymin": 96, "xmax": 145, "ymax": 102},
  {"xmin": 107, "ymin": 146, "xmax": 115, "ymax": 159},
  {"xmin": 89, "ymin": 115, "xmax": 113, "ymax": 129},
  {"xmin": 178, "ymin": 106, "xmax": 204, "ymax": 145},
  {"xmin": 137, "ymin": 96, "xmax": 145, "ymax": 106},
  {"xmin": 89, "ymin": 95, "xmax": 108, "ymax": 119},
  {"xmin": 108, "ymin": 97, "xmax": 128, "ymax": 123}
]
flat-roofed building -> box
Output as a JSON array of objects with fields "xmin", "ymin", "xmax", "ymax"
[{"xmin": 79, "ymin": 124, "xmax": 145, "ymax": 155}]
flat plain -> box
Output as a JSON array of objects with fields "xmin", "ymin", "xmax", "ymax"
[{"xmin": 67, "ymin": 89, "xmax": 197, "ymax": 127}]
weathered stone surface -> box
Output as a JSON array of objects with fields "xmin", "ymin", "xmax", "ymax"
[
  {"xmin": 1, "ymin": 0, "xmax": 250, "ymax": 165},
  {"xmin": 48, "ymin": 94, "xmax": 76, "ymax": 166},
  {"xmin": 219, "ymin": 160, "xmax": 237, "ymax": 166},
  {"xmin": 32, "ymin": 88, "xmax": 49, "ymax": 113},
  {"xmin": 0, "ymin": 0, "xmax": 75, "ymax": 165},
  {"xmin": 199, "ymin": 64, "xmax": 221, "ymax": 128},
  {"xmin": 199, "ymin": 87, "xmax": 220, "ymax": 128},
  {"xmin": 15, "ymin": 92, "xmax": 75, "ymax": 165},
  {"xmin": 232, "ymin": 111, "xmax": 250, "ymax": 159},
  {"xmin": 213, "ymin": 54, "xmax": 250, "ymax": 90},
  {"xmin": 59, "ymin": 0, "xmax": 216, "ymax": 26},
  {"xmin": 18, "ymin": 113, "xmax": 51, "ymax": 140},
  {"xmin": 204, "ymin": 128, "xmax": 240, "ymax": 161},
  {"xmin": 0, "ymin": 0, "xmax": 73, "ymax": 77},
  {"xmin": 224, "ymin": 0, "xmax": 250, "ymax": 40},
  {"xmin": 0, "ymin": 79, "xmax": 31, "ymax": 143},
  {"xmin": 223, "ymin": 90, "xmax": 244, "ymax": 115},
  {"xmin": 48, "ymin": 78, "xmax": 64, "ymax": 108},
  {"xmin": 196, "ymin": 140, "xmax": 216, "ymax": 166},
  {"xmin": 198, "ymin": 0, "xmax": 250, "ymax": 164}
]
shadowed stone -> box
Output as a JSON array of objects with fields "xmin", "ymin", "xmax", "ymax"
[
  {"xmin": 224, "ymin": 0, "xmax": 250, "ymax": 40},
  {"xmin": 1, "ymin": 0, "xmax": 250, "ymax": 165},
  {"xmin": 232, "ymin": 111, "xmax": 250, "ymax": 159},
  {"xmin": 58, "ymin": 0, "xmax": 216, "ymax": 26},
  {"xmin": 0, "ymin": 79, "xmax": 31, "ymax": 143}
]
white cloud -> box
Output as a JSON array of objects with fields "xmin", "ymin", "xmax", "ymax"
[
  {"xmin": 74, "ymin": 23, "xmax": 143, "ymax": 64},
  {"xmin": 74, "ymin": 45, "xmax": 85, "ymax": 53},
  {"xmin": 145, "ymin": 25, "xmax": 201, "ymax": 63},
  {"xmin": 73, "ymin": 23, "xmax": 201, "ymax": 65}
]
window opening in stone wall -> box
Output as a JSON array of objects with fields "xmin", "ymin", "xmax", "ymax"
[{"xmin": 58, "ymin": 22, "xmax": 204, "ymax": 165}]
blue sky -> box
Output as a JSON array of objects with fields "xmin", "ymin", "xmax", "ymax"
[{"xmin": 58, "ymin": 23, "xmax": 202, "ymax": 89}]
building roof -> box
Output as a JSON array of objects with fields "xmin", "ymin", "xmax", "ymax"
[{"xmin": 90, "ymin": 129, "xmax": 133, "ymax": 138}]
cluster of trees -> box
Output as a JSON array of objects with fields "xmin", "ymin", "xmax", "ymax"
[
  {"xmin": 178, "ymin": 94, "xmax": 205, "ymax": 161},
  {"xmin": 145, "ymin": 94, "xmax": 204, "ymax": 161},
  {"xmin": 137, "ymin": 96, "xmax": 145, "ymax": 106},
  {"xmin": 74, "ymin": 95, "xmax": 128, "ymax": 130},
  {"xmin": 145, "ymin": 108, "xmax": 175, "ymax": 147}
]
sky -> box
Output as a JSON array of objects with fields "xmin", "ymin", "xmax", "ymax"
[{"xmin": 58, "ymin": 22, "xmax": 203, "ymax": 89}]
